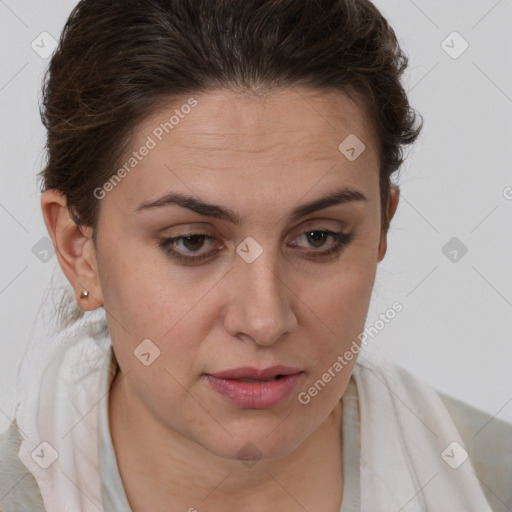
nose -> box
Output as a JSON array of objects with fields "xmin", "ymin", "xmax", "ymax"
[{"xmin": 222, "ymin": 251, "xmax": 298, "ymax": 347}]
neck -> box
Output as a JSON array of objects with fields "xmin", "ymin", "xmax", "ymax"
[{"xmin": 108, "ymin": 370, "xmax": 344, "ymax": 512}]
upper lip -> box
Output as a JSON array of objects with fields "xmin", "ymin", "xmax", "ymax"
[{"xmin": 207, "ymin": 365, "xmax": 302, "ymax": 380}]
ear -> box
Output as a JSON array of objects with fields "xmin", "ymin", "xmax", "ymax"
[
  {"xmin": 41, "ymin": 189, "xmax": 103, "ymax": 311},
  {"xmin": 377, "ymin": 185, "xmax": 400, "ymax": 262}
]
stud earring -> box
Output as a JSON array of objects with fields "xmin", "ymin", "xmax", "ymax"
[{"xmin": 79, "ymin": 291, "xmax": 89, "ymax": 299}]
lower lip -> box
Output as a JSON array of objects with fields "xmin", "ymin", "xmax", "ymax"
[{"xmin": 203, "ymin": 373, "xmax": 303, "ymax": 409}]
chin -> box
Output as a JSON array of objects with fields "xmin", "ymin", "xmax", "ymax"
[{"xmin": 201, "ymin": 421, "xmax": 307, "ymax": 464}]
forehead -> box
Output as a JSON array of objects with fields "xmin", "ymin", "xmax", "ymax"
[
  {"xmin": 108, "ymin": 87, "xmax": 380, "ymax": 211},
  {"xmin": 141, "ymin": 87, "xmax": 374, "ymax": 151}
]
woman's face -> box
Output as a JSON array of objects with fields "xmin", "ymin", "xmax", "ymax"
[{"xmin": 90, "ymin": 87, "xmax": 390, "ymax": 460}]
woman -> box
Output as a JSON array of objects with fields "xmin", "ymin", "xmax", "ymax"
[{"xmin": 0, "ymin": 0, "xmax": 510, "ymax": 511}]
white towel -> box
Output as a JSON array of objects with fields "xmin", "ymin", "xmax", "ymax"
[
  {"xmin": 16, "ymin": 307, "xmax": 110, "ymax": 512},
  {"xmin": 14, "ymin": 307, "xmax": 492, "ymax": 511},
  {"xmin": 353, "ymin": 351, "xmax": 493, "ymax": 511}
]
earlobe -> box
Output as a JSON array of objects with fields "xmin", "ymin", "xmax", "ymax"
[
  {"xmin": 377, "ymin": 185, "xmax": 400, "ymax": 262},
  {"xmin": 40, "ymin": 189, "xmax": 103, "ymax": 310}
]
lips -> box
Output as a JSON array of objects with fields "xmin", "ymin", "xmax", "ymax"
[
  {"xmin": 208, "ymin": 365, "xmax": 302, "ymax": 381},
  {"xmin": 204, "ymin": 365, "xmax": 304, "ymax": 409}
]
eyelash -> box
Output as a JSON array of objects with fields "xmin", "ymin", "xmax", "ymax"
[{"xmin": 158, "ymin": 229, "xmax": 354, "ymax": 264}]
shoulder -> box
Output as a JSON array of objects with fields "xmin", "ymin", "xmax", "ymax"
[
  {"xmin": 437, "ymin": 390, "xmax": 512, "ymax": 512},
  {"xmin": 0, "ymin": 421, "xmax": 45, "ymax": 512}
]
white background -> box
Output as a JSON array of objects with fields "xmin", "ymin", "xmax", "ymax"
[{"xmin": 0, "ymin": 0, "xmax": 511, "ymax": 434}]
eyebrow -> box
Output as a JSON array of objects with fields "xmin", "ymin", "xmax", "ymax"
[{"xmin": 135, "ymin": 186, "xmax": 367, "ymax": 224}]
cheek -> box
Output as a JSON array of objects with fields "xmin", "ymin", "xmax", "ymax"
[
  {"xmin": 297, "ymin": 249, "xmax": 377, "ymax": 376},
  {"xmin": 96, "ymin": 233, "xmax": 198, "ymax": 333},
  {"xmin": 303, "ymin": 253, "xmax": 377, "ymax": 330},
  {"xmin": 294, "ymin": 268, "xmax": 374, "ymax": 415},
  {"xmin": 96, "ymin": 243, "xmax": 206, "ymax": 390}
]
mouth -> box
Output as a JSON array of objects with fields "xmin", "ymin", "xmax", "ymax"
[
  {"xmin": 236, "ymin": 375, "xmax": 287, "ymax": 382},
  {"xmin": 203, "ymin": 366, "xmax": 304, "ymax": 409},
  {"xmin": 207, "ymin": 365, "xmax": 302, "ymax": 381}
]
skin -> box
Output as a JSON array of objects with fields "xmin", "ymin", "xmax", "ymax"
[{"xmin": 41, "ymin": 87, "xmax": 399, "ymax": 512}]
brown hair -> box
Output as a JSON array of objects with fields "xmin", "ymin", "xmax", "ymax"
[{"xmin": 38, "ymin": 0, "xmax": 422, "ymax": 328}]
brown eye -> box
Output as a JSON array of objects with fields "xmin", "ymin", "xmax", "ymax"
[
  {"xmin": 289, "ymin": 229, "xmax": 354, "ymax": 260},
  {"xmin": 158, "ymin": 232, "xmax": 222, "ymax": 264},
  {"xmin": 181, "ymin": 234, "xmax": 207, "ymax": 251},
  {"xmin": 305, "ymin": 231, "xmax": 330, "ymax": 248}
]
